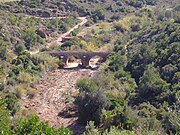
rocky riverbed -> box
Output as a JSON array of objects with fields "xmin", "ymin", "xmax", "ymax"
[{"xmin": 21, "ymin": 69, "xmax": 96, "ymax": 134}]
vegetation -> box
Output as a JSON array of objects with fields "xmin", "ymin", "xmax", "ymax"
[
  {"xmin": 0, "ymin": 101, "xmax": 72, "ymax": 135},
  {"xmin": 74, "ymin": 2, "xmax": 180, "ymax": 135},
  {"xmin": 0, "ymin": 0, "xmax": 179, "ymax": 134}
]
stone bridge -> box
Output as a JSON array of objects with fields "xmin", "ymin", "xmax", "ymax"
[{"xmin": 46, "ymin": 51, "xmax": 110, "ymax": 67}]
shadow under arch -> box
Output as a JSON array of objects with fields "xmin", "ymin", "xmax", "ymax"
[{"xmin": 89, "ymin": 55, "xmax": 106, "ymax": 69}]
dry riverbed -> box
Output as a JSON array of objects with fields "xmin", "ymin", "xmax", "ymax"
[{"xmin": 20, "ymin": 69, "xmax": 96, "ymax": 134}]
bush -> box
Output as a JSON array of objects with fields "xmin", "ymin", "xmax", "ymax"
[
  {"xmin": 92, "ymin": 9, "xmax": 105, "ymax": 22},
  {"xmin": 5, "ymin": 93, "xmax": 19, "ymax": 116},
  {"xmin": 0, "ymin": 42, "xmax": 7, "ymax": 60},
  {"xmin": 14, "ymin": 115, "xmax": 72, "ymax": 135},
  {"xmin": 0, "ymin": 82, "xmax": 4, "ymax": 91},
  {"xmin": 103, "ymin": 127, "xmax": 136, "ymax": 135},
  {"xmin": 83, "ymin": 121, "xmax": 100, "ymax": 135},
  {"xmin": 15, "ymin": 84, "xmax": 27, "ymax": 98},
  {"xmin": 0, "ymin": 105, "xmax": 11, "ymax": 134},
  {"xmin": 17, "ymin": 72, "xmax": 35, "ymax": 84},
  {"xmin": 77, "ymin": 90, "xmax": 108, "ymax": 125},
  {"xmin": 23, "ymin": 27, "xmax": 43, "ymax": 49},
  {"xmin": 15, "ymin": 42, "xmax": 26, "ymax": 54},
  {"xmin": 76, "ymin": 79, "xmax": 99, "ymax": 93},
  {"xmin": 31, "ymin": 54, "xmax": 60, "ymax": 71},
  {"xmin": 75, "ymin": 79, "xmax": 108, "ymax": 125}
]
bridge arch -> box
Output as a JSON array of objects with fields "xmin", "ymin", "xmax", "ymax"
[
  {"xmin": 65, "ymin": 55, "xmax": 82, "ymax": 68},
  {"xmin": 89, "ymin": 55, "xmax": 106, "ymax": 68},
  {"xmin": 46, "ymin": 51, "xmax": 110, "ymax": 68}
]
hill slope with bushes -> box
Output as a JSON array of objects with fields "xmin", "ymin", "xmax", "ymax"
[{"xmin": 0, "ymin": 0, "xmax": 179, "ymax": 135}]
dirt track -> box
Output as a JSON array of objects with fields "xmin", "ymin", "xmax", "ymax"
[
  {"xmin": 56, "ymin": 17, "xmax": 87, "ymax": 43},
  {"xmin": 21, "ymin": 69, "xmax": 96, "ymax": 133},
  {"xmin": 30, "ymin": 17, "xmax": 87, "ymax": 55}
]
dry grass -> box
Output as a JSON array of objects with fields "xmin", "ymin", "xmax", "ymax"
[
  {"xmin": 21, "ymin": 109, "xmax": 36, "ymax": 119},
  {"xmin": 15, "ymin": 83, "xmax": 37, "ymax": 99},
  {"xmin": 15, "ymin": 84, "xmax": 27, "ymax": 98}
]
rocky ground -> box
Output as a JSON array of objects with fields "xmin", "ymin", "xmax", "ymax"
[{"xmin": 20, "ymin": 69, "xmax": 97, "ymax": 134}]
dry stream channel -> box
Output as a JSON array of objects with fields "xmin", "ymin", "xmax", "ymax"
[{"xmin": 21, "ymin": 68, "xmax": 97, "ymax": 134}]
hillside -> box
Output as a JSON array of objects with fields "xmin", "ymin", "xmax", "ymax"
[
  {"xmin": 0, "ymin": 0, "xmax": 167, "ymax": 21},
  {"xmin": 0, "ymin": 0, "xmax": 180, "ymax": 135}
]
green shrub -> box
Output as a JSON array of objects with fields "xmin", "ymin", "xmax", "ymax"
[
  {"xmin": 31, "ymin": 54, "xmax": 60, "ymax": 71},
  {"xmin": 0, "ymin": 105, "xmax": 11, "ymax": 134},
  {"xmin": 76, "ymin": 79, "xmax": 99, "ymax": 93},
  {"xmin": 13, "ymin": 115, "xmax": 72, "ymax": 135},
  {"xmin": 17, "ymin": 72, "xmax": 35, "ymax": 84},
  {"xmin": 5, "ymin": 93, "xmax": 19, "ymax": 116}
]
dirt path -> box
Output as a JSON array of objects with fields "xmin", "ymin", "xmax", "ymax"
[
  {"xmin": 25, "ymin": 15, "xmax": 66, "ymax": 20},
  {"xmin": 21, "ymin": 69, "xmax": 96, "ymax": 134},
  {"xmin": 30, "ymin": 17, "xmax": 87, "ymax": 55},
  {"xmin": 54, "ymin": 17, "xmax": 87, "ymax": 43}
]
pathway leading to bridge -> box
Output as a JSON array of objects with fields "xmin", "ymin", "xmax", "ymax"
[
  {"xmin": 55, "ymin": 17, "xmax": 87, "ymax": 43},
  {"xmin": 30, "ymin": 17, "xmax": 87, "ymax": 55}
]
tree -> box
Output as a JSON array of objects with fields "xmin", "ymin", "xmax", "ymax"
[
  {"xmin": 161, "ymin": 64, "xmax": 178, "ymax": 82},
  {"xmin": 0, "ymin": 41, "xmax": 7, "ymax": 60},
  {"xmin": 75, "ymin": 79, "xmax": 108, "ymax": 125},
  {"xmin": 168, "ymin": 110, "xmax": 180, "ymax": 134},
  {"xmin": 23, "ymin": 27, "xmax": 43, "ymax": 49},
  {"xmin": 109, "ymin": 53, "xmax": 125, "ymax": 72},
  {"xmin": 172, "ymin": 72, "xmax": 180, "ymax": 84},
  {"xmin": 138, "ymin": 66, "xmax": 170, "ymax": 104},
  {"xmin": 76, "ymin": 79, "xmax": 99, "ymax": 93},
  {"xmin": 92, "ymin": 9, "xmax": 105, "ymax": 22},
  {"xmin": 127, "ymin": 44, "xmax": 157, "ymax": 82},
  {"xmin": 15, "ymin": 42, "xmax": 26, "ymax": 54}
]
